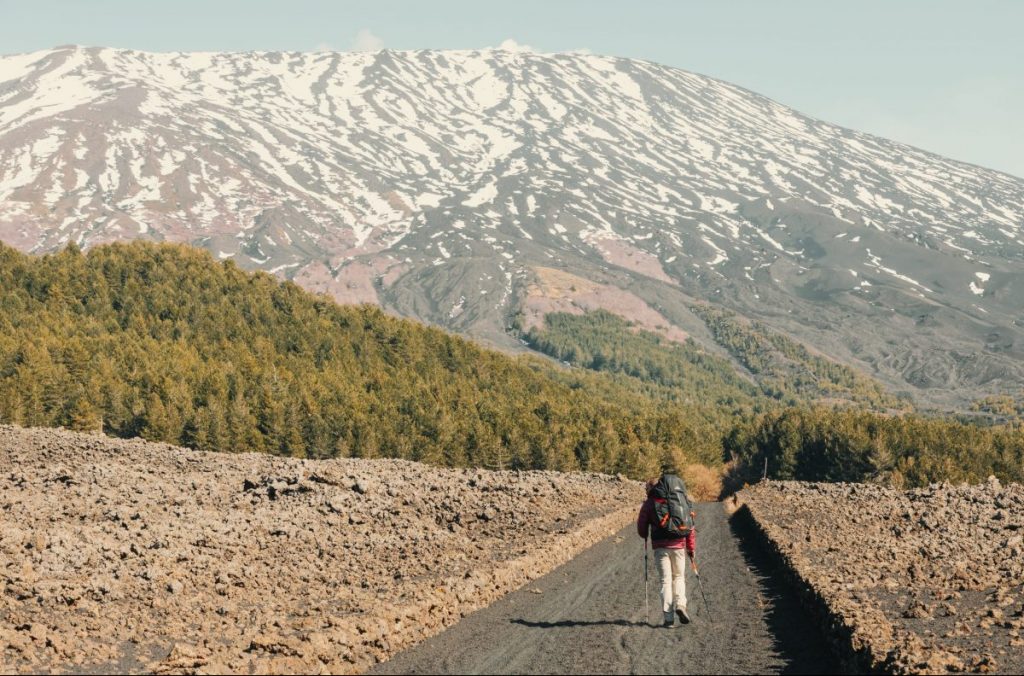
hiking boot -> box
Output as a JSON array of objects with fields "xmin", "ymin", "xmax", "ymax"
[
  {"xmin": 662, "ymin": 611, "xmax": 675, "ymax": 627},
  {"xmin": 676, "ymin": 606, "xmax": 691, "ymax": 624}
]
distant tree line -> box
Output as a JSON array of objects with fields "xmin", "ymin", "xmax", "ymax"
[
  {"xmin": 687, "ymin": 304, "xmax": 902, "ymax": 408},
  {"xmin": 524, "ymin": 308, "xmax": 1023, "ymax": 488},
  {"xmin": 724, "ymin": 407, "xmax": 1024, "ymax": 487},
  {"xmin": 524, "ymin": 309, "xmax": 762, "ymax": 413},
  {"xmin": 970, "ymin": 393, "xmax": 1024, "ymax": 419}
]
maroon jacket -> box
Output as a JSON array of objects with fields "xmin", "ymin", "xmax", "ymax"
[{"xmin": 637, "ymin": 495, "xmax": 696, "ymax": 553}]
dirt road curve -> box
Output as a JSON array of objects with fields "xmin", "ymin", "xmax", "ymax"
[{"xmin": 372, "ymin": 503, "xmax": 839, "ymax": 675}]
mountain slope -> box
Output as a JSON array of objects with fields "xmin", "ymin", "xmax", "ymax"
[
  {"xmin": 1, "ymin": 46, "xmax": 1023, "ymax": 405},
  {"xmin": 0, "ymin": 240, "xmax": 728, "ymax": 474},
  {"xmin": 2, "ymin": 240, "xmax": 1023, "ymax": 489}
]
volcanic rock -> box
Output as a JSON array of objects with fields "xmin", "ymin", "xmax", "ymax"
[{"xmin": 0, "ymin": 425, "xmax": 639, "ymax": 674}]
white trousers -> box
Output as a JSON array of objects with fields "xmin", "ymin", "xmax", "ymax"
[{"xmin": 654, "ymin": 548, "xmax": 688, "ymax": 613}]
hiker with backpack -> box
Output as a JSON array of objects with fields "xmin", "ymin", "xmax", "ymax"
[{"xmin": 637, "ymin": 467, "xmax": 696, "ymax": 627}]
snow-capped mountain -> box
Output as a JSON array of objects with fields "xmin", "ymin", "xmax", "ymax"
[{"xmin": 2, "ymin": 46, "xmax": 1023, "ymax": 404}]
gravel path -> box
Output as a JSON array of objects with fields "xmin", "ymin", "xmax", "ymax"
[{"xmin": 372, "ymin": 503, "xmax": 839, "ymax": 675}]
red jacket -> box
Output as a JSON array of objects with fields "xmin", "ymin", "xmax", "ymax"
[{"xmin": 637, "ymin": 495, "xmax": 696, "ymax": 553}]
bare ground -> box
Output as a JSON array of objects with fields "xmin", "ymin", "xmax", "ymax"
[
  {"xmin": 740, "ymin": 480, "xmax": 1024, "ymax": 674},
  {"xmin": 0, "ymin": 425, "xmax": 638, "ymax": 674}
]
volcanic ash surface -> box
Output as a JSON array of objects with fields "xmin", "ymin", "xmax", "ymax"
[
  {"xmin": 0, "ymin": 425, "xmax": 639, "ymax": 673},
  {"xmin": 742, "ymin": 480, "xmax": 1024, "ymax": 674}
]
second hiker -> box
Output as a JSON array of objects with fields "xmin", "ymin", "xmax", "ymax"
[{"xmin": 637, "ymin": 466, "xmax": 696, "ymax": 627}]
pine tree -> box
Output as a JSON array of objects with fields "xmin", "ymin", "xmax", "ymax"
[{"xmin": 68, "ymin": 398, "xmax": 102, "ymax": 433}]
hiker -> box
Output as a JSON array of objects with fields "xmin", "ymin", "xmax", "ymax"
[{"xmin": 637, "ymin": 468, "xmax": 696, "ymax": 627}]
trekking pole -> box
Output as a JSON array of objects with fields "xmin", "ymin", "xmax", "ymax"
[
  {"xmin": 689, "ymin": 553, "xmax": 714, "ymax": 624},
  {"xmin": 643, "ymin": 538, "xmax": 650, "ymax": 625}
]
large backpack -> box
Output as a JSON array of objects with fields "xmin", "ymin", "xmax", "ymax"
[{"xmin": 650, "ymin": 474, "xmax": 694, "ymax": 540}]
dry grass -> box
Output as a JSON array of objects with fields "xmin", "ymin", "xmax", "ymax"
[{"xmin": 682, "ymin": 463, "xmax": 724, "ymax": 502}]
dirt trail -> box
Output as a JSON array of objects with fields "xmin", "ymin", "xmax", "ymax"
[{"xmin": 372, "ymin": 503, "xmax": 839, "ymax": 675}]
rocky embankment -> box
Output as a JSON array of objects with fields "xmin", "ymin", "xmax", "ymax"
[
  {"xmin": 0, "ymin": 425, "xmax": 640, "ymax": 674},
  {"xmin": 740, "ymin": 480, "xmax": 1024, "ymax": 674}
]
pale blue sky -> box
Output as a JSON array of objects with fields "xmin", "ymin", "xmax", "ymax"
[{"xmin": 3, "ymin": 0, "xmax": 1021, "ymax": 177}]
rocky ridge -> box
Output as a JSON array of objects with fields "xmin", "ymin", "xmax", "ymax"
[
  {"xmin": 739, "ymin": 480, "xmax": 1024, "ymax": 674},
  {"xmin": 0, "ymin": 425, "xmax": 639, "ymax": 673}
]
